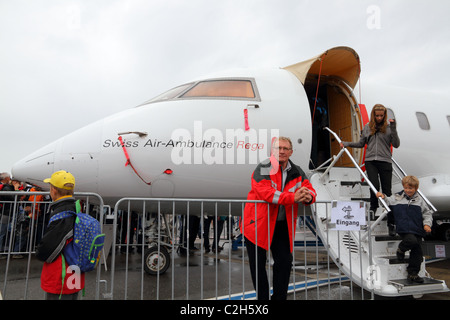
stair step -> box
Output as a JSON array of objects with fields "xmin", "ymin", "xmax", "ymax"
[
  {"xmin": 389, "ymin": 278, "xmax": 446, "ymax": 294},
  {"xmin": 350, "ymin": 197, "xmax": 370, "ymax": 202},
  {"xmin": 375, "ymin": 235, "xmax": 401, "ymax": 241},
  {"xmin": 340, "ymin": 181, "xmax": 369, "ymax": 186},
  {"xmin": 377, "ymin": 255, "xmax": 410, "ymax": 264},
  {"xmin": 388, "ymin": 257, "xmax": 409, "ymax": 264}
]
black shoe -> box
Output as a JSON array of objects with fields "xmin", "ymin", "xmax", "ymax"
[
  {"xmin": 408, "ymin": 273, "xmax": 424, "ymax": 283},
  {"xmin": 388, "ymin": 224, "xmax": 396, "ymax": 237},
  {"xmin": 396, "ymin": 248, "xmax": 405, "ymax": 260},
  {"xmin": 212, "ymin": 246, "xmax": 223, "ymax": 254}
]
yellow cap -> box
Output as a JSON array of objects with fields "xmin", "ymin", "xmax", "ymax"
[{"xmin": 43, "ymin": 170, "xmax": 75, "ymax": 190}]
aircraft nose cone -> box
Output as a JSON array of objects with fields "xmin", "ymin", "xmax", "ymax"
[{"xmin": 11, "ymin": 141, "xmax": 58, "ymax": 189}]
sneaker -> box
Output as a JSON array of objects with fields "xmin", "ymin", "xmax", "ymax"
[
  {"xmin": 12, "ymin": 254, "xmax": 24, "ymax": 259},
  {"xmin": 408, "ymin": 273, "xmax": 424, "ymax": 283},
  {"xmin": 396, "ymin": 248, "xmax": 405, "ymax": 260}
]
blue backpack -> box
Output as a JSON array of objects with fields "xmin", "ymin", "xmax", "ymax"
[{"xmin": 49, "ymin": 200, "xmax": 105, "ymax": 272}]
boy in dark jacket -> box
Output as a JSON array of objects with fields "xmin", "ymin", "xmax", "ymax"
[
  {"xmin": 377, "ymin": 175, "xmax": 433, "ymax": 283},
  {"xmin": 36, "ymin": 170, "xmax": 85, "ymax": 299}
]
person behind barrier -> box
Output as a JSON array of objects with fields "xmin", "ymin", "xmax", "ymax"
[
  {"xmin": 203, "ymin": 215, "xmax": 225, "ymax": 254},
  {"xmin": 241, "ymin": 137, "xmax": 317, "ymax": 300},
  {"xmin": 377, "ymin": 176, "xmax": 432, "ymax": 283},
  {"xmin": 11, "ymin": 179, "xmax": 26, "ymax": 259},
  {"xmin": 0, "ymin": 172, "xmax": 15, "ymax": 254},
  {"xmin": 340, "ymin": 104, "xmax": 400, "ymax": 234},
  {"xmin": 35, "ymin": 170, "xmax": 85, "ymax": 300}
]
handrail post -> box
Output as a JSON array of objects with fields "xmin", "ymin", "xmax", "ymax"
[
  {"xmin": 323, "ymin": 127, "xmax": 390, "ymax": 213},
  {"xmin": 319, "ymin": 149, "xmax": 345, "ymax": 182}
]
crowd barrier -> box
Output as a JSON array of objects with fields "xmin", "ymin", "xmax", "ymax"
[{"xmin": 1, "ymin": 192, "xmax": 369, "ymax": 300}]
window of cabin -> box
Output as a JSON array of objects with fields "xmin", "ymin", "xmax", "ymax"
[
  {"xmin": 447, "ymin": 115, "xmax": 450, "ymax": 127},
  {"xmin": 144, "ymin": 83, "xmax": 194, "ymax": 104},
  {"xmin": 416, "ymin": 112, "xmax": 430, "ymax": 130},
  {"xmin": 387, "ymin": 108, "xmax": 396, "ymax": 121},
  {"xmin": 181, "ymin": 80, "xmax": 255, "ymax": 98}
]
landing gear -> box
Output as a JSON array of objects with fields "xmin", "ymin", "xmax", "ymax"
[{"xmin": 144, "ymin": 245, "xmax": 170, "ymax": 275}]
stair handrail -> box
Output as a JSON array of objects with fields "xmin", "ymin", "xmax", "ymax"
[
  {"xmin": 322, "ymin": 127, "xmax": 391, "ymax": 239},
  {"xmin": 390, "ymin": 157, "xmax": 437, "ymax": 212}
]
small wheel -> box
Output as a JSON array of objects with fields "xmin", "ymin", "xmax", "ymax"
[{"xmin": 144, "ymin": 246, "xmax": 170, "ymax": 275}]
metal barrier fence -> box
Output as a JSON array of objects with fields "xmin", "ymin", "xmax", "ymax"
[
  {"xmin": 0, "ymin": 191, "xmax": 104, "ymax": 300},
  {"xmin": 1, "ymin": 192, "xmax": 371, "ymax": 300},
  {"xmin": 106, "ymin": 198, "xmax": 363, "ymax": 300}
]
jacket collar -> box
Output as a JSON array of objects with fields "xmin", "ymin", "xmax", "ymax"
[{"xmin": 397, "ymin": 190, "xmax": 419, "ymax": 201}]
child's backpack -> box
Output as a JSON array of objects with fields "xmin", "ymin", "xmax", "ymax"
[{"xmin": 49, "ymin": 200, "xmax": 105, "ymax": 272}]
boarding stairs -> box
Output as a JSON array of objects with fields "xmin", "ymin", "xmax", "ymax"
[{"xmin": 308, "ymin": 127, "xmax": 448, "ymax": 297}]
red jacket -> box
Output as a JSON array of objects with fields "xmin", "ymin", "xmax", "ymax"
[
  {"xmin": 241, "ymin": 156, "xmax": 316, "ymax": 252},
  {"xmin": 41, "ymin": 239, "xmax": 85, "ymax": 295}
]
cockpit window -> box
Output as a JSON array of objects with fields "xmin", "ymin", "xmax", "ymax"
[
  {"xmin": 181, "ymin": 80, "xmax": 255, "ymax": 98},
  {"xmin": 143, "ymin": 83, "xmax": 194, "ymax": 104},
  {"xmin": 138, "ymin": 78, "xmax": 259, "ymax": 106}
]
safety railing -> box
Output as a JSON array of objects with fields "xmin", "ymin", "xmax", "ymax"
[
  {"xmin": 102, "ymin": 197, "xmax": 372, "ymax": 300},
  {"xmin": 2, "ymin": 192, "xmax": 375, "ymax": 300},
  {"xmin": 0, "ymin": 191, "xmax": 104, "ymax": 300},
  {"xmin": 391, "ymin": 157, "xmax": 437, "ymax": 212},
  {"xmin": 322, "ymin": 127, "xmax": 439, "ymax": 240},
  {"xmin": 321, "ymin": 127, "xmax": 391, "ymax": 240}
]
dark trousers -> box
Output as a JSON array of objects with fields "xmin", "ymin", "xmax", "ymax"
[
  {"xmin": 365, "ymin": 160, "xmax": 393, "ymax": 211},
  {"xmin": 203, "ymin": 217, "xmax": 225, "ymax": 250},
  {"xmin": 45, "ymin": 292, "xmax": 79, "ymax": 300},
  {"xmin": 398, "ymin": 233, "xmax": 423, "ymax": 274},
  {"xmin": 365, "ymin": 160, "xmax": 395, "ymax": 224},
  {"xmin": 179, "ymin": 215, "xmax": 200, "ymax": 254},
  {"xmin": 245, "ymin": 219, "xmax": 292, "ymax": 300}
]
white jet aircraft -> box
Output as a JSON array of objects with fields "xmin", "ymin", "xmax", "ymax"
[
  {"xmin": 11, "ymin": 46, "xmax": 450, "ymax": 213},
  {"xmin": 11, "ymin": 46, "xmax": 450, "ymax": 297}
]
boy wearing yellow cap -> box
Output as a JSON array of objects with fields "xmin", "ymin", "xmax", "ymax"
[{"xmin": 36, "ymin": 170, "xmax": 85, "ymax": 300}]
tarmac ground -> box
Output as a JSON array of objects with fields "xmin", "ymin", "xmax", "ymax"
[{"xmin": 1, "ymin": 245, "xmax": 449, "ymax": 300}]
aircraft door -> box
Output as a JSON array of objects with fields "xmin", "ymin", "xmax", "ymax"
[{"xmin": 328, "ymin": 85, "xmax": 353, "ymax": 167}]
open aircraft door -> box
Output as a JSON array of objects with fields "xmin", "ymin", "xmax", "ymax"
[{"xmin": 283, "ymin": 46, "xmax": 365, "ymax": 169}]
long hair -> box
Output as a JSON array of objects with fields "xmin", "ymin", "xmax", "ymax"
[{"xmin": 369, "ymin": 104, "xmax": 388, "ymax": 135}]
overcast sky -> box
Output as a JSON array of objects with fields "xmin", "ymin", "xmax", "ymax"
[{"xmin": 1, "ymin": 0, "xmax": 449, "ymax": 174}]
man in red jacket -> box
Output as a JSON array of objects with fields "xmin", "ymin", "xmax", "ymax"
[{"xmin": 241, "ymin": 137, "xmax": 316, "ymax": 300}]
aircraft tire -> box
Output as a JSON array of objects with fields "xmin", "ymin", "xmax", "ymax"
[{"xmin": 144, "ymin": 245, "xmax": 171, "ymax": 275}]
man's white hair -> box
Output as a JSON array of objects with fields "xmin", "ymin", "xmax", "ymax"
[{"xmin": 0, "ymin": 172, "xmax": 11, "ymax": 181}]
